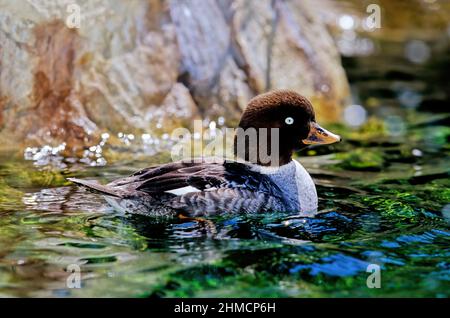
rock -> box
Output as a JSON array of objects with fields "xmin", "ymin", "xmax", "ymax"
[
  {"xmin": 232, "ymin": 0, "xmax": 348, "ymax": 121},
  {"xmin": 143, "ymin": 82, "xmax": 201, "ymax": 129},
  {"xmin": 0, "ymin": 0, "xmax": 349, "ymax": 153},
  {"xmin": 168, "ymin": 0, "xmax": 254, "ymax": 120}
]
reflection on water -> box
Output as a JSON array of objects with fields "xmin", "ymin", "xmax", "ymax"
[{"xmin": 1, "ymin": 18, "xmax": 450, "ymax": 300}]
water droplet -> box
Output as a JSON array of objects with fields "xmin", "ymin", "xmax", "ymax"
[
  {"xmin": 142, "ymin": 133, "xmax": 151, "ymax": 143},
  {"xmin": 96, "ymin": 158, "xmax": 107, "ymax": 166},
  {"xmin": 412, "ymin": 149, "xmax": 423, "ymax": 157},
  {"xmin": 338, "ymin": 15, "xmax": 355, "ymax": 30}
]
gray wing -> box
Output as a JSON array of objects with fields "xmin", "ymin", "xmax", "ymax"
[{"xmin": 103, "ymin": 159, "xmax": 282, "ymax": 196}]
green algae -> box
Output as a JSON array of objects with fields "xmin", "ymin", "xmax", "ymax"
[
  {"xmin": 0, "ymin": 180, "xmax": 24, "ymax": 209},
  {"xmin": 0, "ymin": 162, "xmax": 70, "ymax": 189},
  {"xmin": 335, "ymin": 148, "xmax": 385, "ymax": 171},
  {"xmin": 361, "ymin": 196, "xmax": 419, "ymax": 219}
]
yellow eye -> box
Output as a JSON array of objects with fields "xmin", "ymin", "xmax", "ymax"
[{"xmin": 285, "ymin": 117, "xmax": 294, "ymax": 125}]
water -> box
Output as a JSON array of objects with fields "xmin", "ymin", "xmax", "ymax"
[{"xmin": 0, "ymin": 40, "xmax": 449, "ymax": 297}]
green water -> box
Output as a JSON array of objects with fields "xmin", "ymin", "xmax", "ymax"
[{"xmin": 0, "ymin": 41, "xmax": 449, "ymax": 297}]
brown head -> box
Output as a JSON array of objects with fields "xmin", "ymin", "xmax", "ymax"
[{"xmin": 233, "ymin": 90, "xmax": 341, "ymax": 166}]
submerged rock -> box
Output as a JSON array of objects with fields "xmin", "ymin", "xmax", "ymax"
[{"xmin": 0, "ymin": 0, "xmax": 349, "ymax": 153}]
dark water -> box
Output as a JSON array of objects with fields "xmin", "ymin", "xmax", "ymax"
[{"xmin": 0, "ymin": 40, "xmax": 449, "ymax": 297}]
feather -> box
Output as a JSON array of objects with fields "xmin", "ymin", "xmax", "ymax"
[{"xmin": 67, "ymin": 178, "xmax": 123, "ymax": 198}]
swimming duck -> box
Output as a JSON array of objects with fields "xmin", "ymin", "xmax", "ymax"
[{"xmin": 68, "ymin": 90, "xmax": 341, "ymax": 218}]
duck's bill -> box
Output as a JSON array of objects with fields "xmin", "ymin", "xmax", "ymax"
[{"xmin": 302, "ymin": 122, "xmax": 341, "ymax": 145}]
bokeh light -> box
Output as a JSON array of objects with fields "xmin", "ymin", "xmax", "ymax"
[
  {"xmin": 338, "ymin": 15, "xmax": 355, "ymax": 30},
  {"xmin": 405, "ymin": 40, "xmax": 431, "ymax": 64},
  {"xmin": 343, "ymin": 104, "xmax": 367, "ymax": 127},
  {"xmin": 411, "ymin": 149, "xmax": 423, "ymax": 157},
  {"xmin": 385, "ymin": 115, "xmax": 406, "ymax": 137},
  {"xmin": 398, "ymin": 90, "xmax": 423, "ymax": 109}
]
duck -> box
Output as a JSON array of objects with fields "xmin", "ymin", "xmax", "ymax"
[{"xmin": 68, "ymin": 90, "xmax": 341, "ymax": 219}]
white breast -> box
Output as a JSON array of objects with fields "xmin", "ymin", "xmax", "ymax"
[
  {"xmin": 292, "ymin": 159, "xmax": 318, "ymax": 212},
  {"xmin": 256, "ymin": 160, "xmax": 317, "ymax": 213}
]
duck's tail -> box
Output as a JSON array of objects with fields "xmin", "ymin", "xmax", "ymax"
[{"xmin": 67, "ymin": 178, "xmax": 122, "ymax": 198}]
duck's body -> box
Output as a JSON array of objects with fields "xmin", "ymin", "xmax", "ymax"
[
  {"xmin": 69, "ymin": 90, "xmax": 340, "ymax": 218},
  {"xmin": 68, "ymin": 157, "xmax": 316, "ymax": 217}
]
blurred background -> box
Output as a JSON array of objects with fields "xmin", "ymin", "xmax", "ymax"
[{"xmin": 0, "ymin": 0, "xmax": 449, "ymax": 298}]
